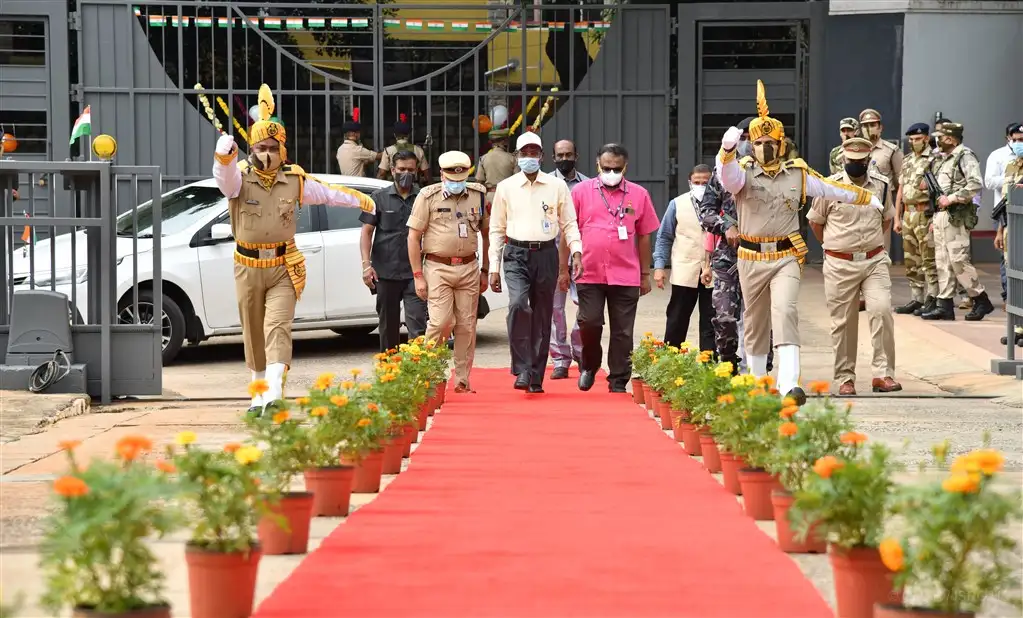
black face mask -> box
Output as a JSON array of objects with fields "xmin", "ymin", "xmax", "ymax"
[
  {"xmin": 555, "ymin": 159, "xmax": 576, "ymax": 175},
  {"xmin": 395, "ymin": 171, "xmax": 415, "ymax": 190},
  {"xmin": 845, "ymin": 161, "xmax": 869, "ymax": 178}
]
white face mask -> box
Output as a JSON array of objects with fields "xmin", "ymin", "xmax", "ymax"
[
  {"xmin": 690, "ymin": 184, "xmax": 706, "ymax": 202},
  {"xmin": 599, "ymin": 170, "xmax": 623, "ymax": 187}
]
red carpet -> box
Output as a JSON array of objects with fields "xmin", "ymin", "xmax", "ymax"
[{"xmin": 254, "ymin": 368, "xmax": 831, "ymax": 618}]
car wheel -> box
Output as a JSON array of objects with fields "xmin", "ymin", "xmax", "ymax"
[
  {"xmin": 330, "ymin": 325, "xmax": 376, "ymax": 337},
  {"xmin": 118, "ymin": 291, "xmax": 187, "ymax": 365}
]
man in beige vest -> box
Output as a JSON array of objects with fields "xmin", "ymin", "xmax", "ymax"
[
  {"xmin": 716, "ymin": 81, "xmax": 883, "ymax": 404},
  {"xmin": 377, "ymin": 116, "xmax": 431, "ymax": 184},
  {"xmin": 653, "ymin": 164, "xmax": 714, "ymax": 351},
  {"xmin": 407, "ymin": 151, "xmax": 490, "ymax": 393},
  {"xmin": 335, "ymin": 111, "xmax": 380, "ymax": 177},
  {"xmin": 214, "ymin": 85, "xmax": 375, "ymax": 415},
  {"xmin": 475, "ymin": 128, "xmax": 518, "ymax": 206},
  {"xmin": 808, "ymin": 137, "xmax": 901, "ymax": 396}
]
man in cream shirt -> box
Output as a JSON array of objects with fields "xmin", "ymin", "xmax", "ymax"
[{"xmin": 489, "ymin": 132, "xmax": 584, "ymax": 393}]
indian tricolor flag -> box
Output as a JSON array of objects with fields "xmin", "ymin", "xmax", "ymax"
[
  {"xmin": 148, "ymin": 15, "xmax": 164, "ymax": 26},
  {"xmin": 70, "ymin": 105, "xmax": 92, "ymax": 146},
  {"xmin": 217, "ymin": 17, "xmax": 233, "ymax": 28},
  {"xmin": 549, "ymin": 22, "xmax": 566, "ymax": 31},
  {"xmin": 351, "ymin": 18, "xmax": 369, "ymax": 28},
  {"xmin": 308, "ymin": 17, "xmax": 325, "ymax": 28},
  {"xmin": 195, "ymin": 16, "xmax": 213, "ymax": 27},
  {"xmin": 427, "ymin": 21, "xmax": 444, "ymax": 31},
  {"xmin": 329, "ymin": 18, "xmax": 347, "ymax": 28},
  {"xmin": 170, "ymin": 16, "xmax": 188, "ymax": 26},
  {"xmin": 286, "ymin": 18, "xmax": 303, "ymax": 30},
  {"xmin": 263, "ymin": 17, "xmax": 281, "ymax": 29},
  {"xmin": 593, "ymin": 21, "xmax": 610, "ymax": 31},
  {"xmin": 384, "ymin": 18, "xmax": 401, "ymax": 28},
  {"xmin": 574, "ymin": 22, "xmax": 589, "ymax": 32},
  {"xmin": 452, "ymin": 22, "xmax": 468, "ymax": 32},
  {"xmin": 406, "ymin": 20, "xmax": 423, "ymax": 30},
  {"xmin": 474, "ymin": 22, "xmax": 491, "ymax": 32}
]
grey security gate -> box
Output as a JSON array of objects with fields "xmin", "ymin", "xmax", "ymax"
[
  {"xmin": 992, "ymin": 186, "xmax": 1023, "ymax": 379},
  {"xmin": 0, "ymin": 160, "xmax": 163, "ymax": 402}
]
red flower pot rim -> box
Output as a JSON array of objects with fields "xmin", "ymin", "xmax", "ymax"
[
  {"xmin": 276, "ymin": 491, "xmax": 314, "ymax": 499},
  {"xmin": 308, "ymin": 464, "xmax": 355, "ymax": 471},
  {"xmin": 186, "ymin": 540, "xmax": 262, "ymax": 553},
  {"xmin": 738, "ymin": 466, "xmax": 769, "ymax": 473},
  {"xmin": 875, "ymin": 605, "xmax": 974, "ymax": 617},
  {"xmin": 73, "ymin": 604, "xmax": 172, "ymax": 617}
]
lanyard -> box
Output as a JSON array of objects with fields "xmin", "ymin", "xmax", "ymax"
[{"xmin": 597, "ymin": 185, "xmax": 627, "ymax": 223}]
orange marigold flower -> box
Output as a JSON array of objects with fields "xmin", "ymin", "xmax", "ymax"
[
  {"xmin": 223, "ymin": 443, "xmax": 242, "ymax": 453},
  {"xmin": 807, "ymin": 380, "xmax": 830, "ymax": 395},
  {"xmin": 813, "ymin": 455, "xmax": 844, "ymax": 479},
  {"xmin": 756, "ymin": 375, "xmax": 775, "ymax": 388},
  {"xmin": 747, "ymin": 388, "xmax": 766, "ymax": 397},
  {"xmin": 879, "ymin": 538, "xmax": 904, "ymax": 572},
  {"xmin": 367, "ymin": 403, "xmax": 379, "ymax": 412},
  {"xmin": 54, "ymin": 475, "xmax": 89, "ymax": 498},
  {"xmin": 351, "ymin": 368, "xmax": 363, "ymax": 377},
  {"xmin": 58, "ymin": 439, "xmax": 81, "ymax": 452},
  {"xmin": 373, "ymin": 353, "xmax": 387, "ymax": 360},
  {"xmin": 424, "ymin": 381, "xmax": 431, "ymax": 389},
  {"xmin": 412, "ymin": 356, "xmax": 421, "ymax": 362},
  {"xmin": 717, "ymin": 394, "xmax": 736, "ymax": 405},
  {"xmin": 115, "ymin": 435, "xmax": 153, "ymax": 462},
  {"xmin": 357, "ymin": 418, "xmax": 372, "ymax": 427},
  {"xmin": 768, "ymin": 388, "xmax": 780, "ymax": 395},
  {"xmin": 155, "ymin": 459, "xmax": 176, "ymax": 474},
  {"xmin": 248, "ymin": 379, "xmax": 269, "ymax": 398},
  {"xmin": 963, "ymin": 449, "xmax": 1005, "ymax": 476},
  {"xmin": 782, "ymin": 397, "xmax": 798, "ymax": 407},
  {"xmin": 310, "ymin": 406, "xmax": 329, "ymax": 417},
  {"xmin": 329, "ymin": 395, "xmax": 348, "ymax": 407},
  {"xmin": 779, "ymin": 405, "xmax": 799, "ymax": 420},
  {"xmin": 778, "ymin": 422, "xmax": 798, "ymax": 437},
  {"xmin": 840, "ymin": 431, "xmax": 868, "ymax": 446},
  {"xmin": 340, "ymin": 380, "xmax": 355, "ymax": 389},
  {"xmin": 942, "ymin": 472, "xmax": 980, "ymax": 494},
  {"xmin": 272, "ymin": 410, "xmax": 290, "ymax": 424}
]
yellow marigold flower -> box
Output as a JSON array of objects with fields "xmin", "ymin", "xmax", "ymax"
[
  {"xmin": 329, "ymin": 395, "xmax": 348, "ymax": 407},
  {"xmin": 359, "ymin": 383, "xmax": 372, "ymax": 391},
  {"xmin": 175, "ymin": 431, "xmax": 197, "ymax": 446},
  {"xmin": 840, "ymin": 431, "xmax": 868, "ymax": 446},
  {"xmin": 964, "ymin": 449, "xmax": 1004, "ymax": 475},
  {"xmin": 942, "ymin": 472, "xmax": 980, "ymax": 494},
  {"xmin": 234, "ymin": 445, "xmax": 263, "ymax": 465},
  {"xmin": 427, "ymin": 352, "xmax": 437, "ymax": 359},
  {"xmin": 879, "ymin": 538, "xmax": 904, "ymax": 572},
  {"xmin": 248, "ymin": 379, "xmax": 269, "ymax": 398},
  {"xmin": 312, "ymin": 376, "xmax": 332, "ymax": 391},
  {"xmin": 714, "ymin": 361, "xmax": 734, "ymax": 378},
  {"xmin": 380, "ymin": 374, "xmax": 396, "ymax": 383},
  {"xmin": 782, "ymin": 396, "xmax": 798, "ymax": 407},
  {"xmin": 644, "ymin": 331, "xmax": 654, "ymax": 337},
  {"xmin": 674, "ymin": 377, "xmax": 686, "ymax": 387},
  {"xmin": 717, "ymin": 393, "xmax": 735, "ymax": 405},
  {"xmin": 351, "ymin": 368, "xmax": 363, "ymax": 377},
  {"xmin": 357, "ymin": 418, "xmax": 372, "ymax": 427},
  {"xmin": 272, "ymin": 410, "xmax": 290, "ymax": 424},
  {"xmin": 340, "ymin": 381, "xmax": 355, "ymax": 389},
  {"xmin": 756, "ymin": 375, "xmax": 775, "ymax": 388},
  {"xmin": 373, "ymin": 353, "xmax": 387, "ymax": 360},
  {"xmin": 310, "ymin": 406, "xmax": 328, "ymax": 417},
  {"xmin": 296, "ymin": 396, "xmax": 311, "ymax": 406},
  {"xmin": 731, "ymin": 374, "xmax": 756, "ymax": 388},
  {"xmin": 778, "ymin": 422, "xmax": 798, "ymax": 437}
]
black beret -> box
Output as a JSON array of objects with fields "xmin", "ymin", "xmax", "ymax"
[
  {"xmin": 737, "ymin": 117, "xmax": 755, "ymax": 131},
  {"xmin": 904, "ymin": 122, "xmax": 930, "ymax": 137},
  {"xmin": 343, "ymin": 120, "xmax": 360, "ymax": 133},
  {"xmin": 394, "ymin": 121, "xmax": 411, "ymax": 135}
]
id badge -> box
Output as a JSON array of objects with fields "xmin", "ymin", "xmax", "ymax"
[
  {"xmin": 458, "ymin": 222, "xmax": 468, "ymax": 238},
  {"xmin": 542, "ymin": 218, "xmax": 553, "ymax": 235},
  {"xmin": 617, "ymin": 225, "xmax": 628, "ymax": 240}
]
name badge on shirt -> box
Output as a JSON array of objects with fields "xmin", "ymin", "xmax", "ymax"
[
  {"xmin": 617, "ymin": 225, "xmax": 628, "ymax": 240},
  {"xmin": 458, "ymin": 222, "xmax": 468, "ymax": 238},
  {"xmin": 542, "ymin": 217, "xmax": 553, "ymax": 235}
]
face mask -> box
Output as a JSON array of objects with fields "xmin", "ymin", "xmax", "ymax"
[
  {"xmin": 845, "ymin": 161, "xmax": 869, "ymax": 178},
  {"xmin": 599, "ymin": 170, "xmax": 623, "ymax": 187},
  {"xmin": 555, "ymin": 159, "xmax": 576, "ymax": 175},
  {"xmin": 1010, "ymin": 142, "xmax": 1023, "ymax": 157},
  {"xmin": 911, "ymin": 140, "xmax": 927, "ymax": 154},
  {"xmin": 689, "ymin": 184, "xmax": 706, "ymax": 202},
  {"xmin": 865, "ymin": 127, "xmax": 881, "ymax": 140},
  {"xmin": 737, "ymin": 140, "xmax": 752, "ymax": 157},
  {"xmin": 752, "ymin": 143, "xmax": 776, "ymax": 166},
  {"xmin": 395, "ymin": 171, "xmax": 415, "ymax": 190},
  {"xmin": 250, "ymin": 151, "xmax": 281, "ymax": 171},
  {"xmin": 517, "ymin": 157, "xmax": 541, "ymax": 174},
  {"xmin": 443, "ymin": 179, "xmax": 465, "ymax": 195}
]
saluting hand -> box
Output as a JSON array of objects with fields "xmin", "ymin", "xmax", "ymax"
[{"xmin": 489, "ymin": 272, "xmax": 502, "ymax": 293}]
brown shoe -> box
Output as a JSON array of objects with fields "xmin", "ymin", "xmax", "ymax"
[
  {"xmin": 871, "ymin": 377, "xmax": 902, "ymax": 393},
  {"xmin": 454, "ymin": 382, "xmax": 475, "ymax": 394},
  {"xmin": 838, "ymin": 381, "xmax": 856, "ymax": 396}
]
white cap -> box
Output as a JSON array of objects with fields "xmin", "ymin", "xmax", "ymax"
[{"xmin": 515, "ymin": 131, "xmax": 542, "ymax": 151}]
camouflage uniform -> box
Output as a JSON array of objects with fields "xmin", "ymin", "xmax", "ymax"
[
  {"xmin": 829, "ymin": 145, "xmax": 845, "ymax": 176},
  {"xmin": 830, "ymin": 117, "xmax": 862, "ymax": 176},
  {"xmin": 896, "ymin": 148, "xmax": 938, "ymax": 310}
]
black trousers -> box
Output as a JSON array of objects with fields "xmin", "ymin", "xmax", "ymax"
[
  {"xmin": 376, "ymin": 278, "xmax": 428, "ymax": 353},
  {"xmin": 576, "ymin": 283, "xmax": 641, "ymax": 388},
  {"xmin": 665, "ymin": 282, "xmax": 715, "ymax": 352},
  {"xmin": 504, "ymin": 243, "xmax": 559, "ymax": 385}
]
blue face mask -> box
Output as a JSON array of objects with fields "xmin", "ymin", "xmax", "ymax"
[
  {"xmin": 517, "ymin": 157, "xmax": 541, "ymax": 174},
  {"xmin": 1010, "ymin": 142, "xmax": 1023, "ymax": 158},
  {"xmin": 443, "ymin": 179, "xmax": 466, "ymax": 195}
]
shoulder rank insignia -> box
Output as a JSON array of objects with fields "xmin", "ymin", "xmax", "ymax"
[
  {"xmin": 466, "ymin": 181, "xmax": 487, "ymax": 194},
  {"xmin": 783, "ymin": 158, "xmax": 808, "ymax": 171},
  {"xmin": 283, "ymin": 164, "xmax": 306, "ymax": 176},
  {"xmin": 420, "ymin": 183, "xmax": 444, "ymax": 197}
]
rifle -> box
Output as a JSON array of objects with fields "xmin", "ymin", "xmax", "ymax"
[
  {"xmin": 923, "ymin": 170, "xmax": 941, "ymax": 216},
  {"xmin": 992, "ymin": 195, "xmax": 1007, "ymax": 225}
]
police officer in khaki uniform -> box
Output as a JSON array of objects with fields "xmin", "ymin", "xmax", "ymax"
[
  {"xmin": 475, "ymin": 128, "xmax": 518, "ymax": 205},
  {"xmin": 336, "ymin": 110, "xmax": 380, "ymax": 177},
  {"xmin": 716, "ymin": 81, "xmax": 883, "ymax": 404},
  {"xmin": 829, "ymin": 117, "xmax": 860, "ymax": 175},
  {"xmin": 808, "ymin": 137, "xmax": 901, "ymax": 396},
  {"xmin": 377, "ymin": 115, "xmax": 431, "ymax": 184},
  {"xmin": 859, "ymin": 109, "xmax": 902, "ymax": 252},
  {"xmin": 894, "ymin": 122, "xmax": 939, "ymax": 316},
  {"xmin": 214, "ymin": 85, "xmax": 375, "ymax": 415},
  {"xmin": 407, "ymin": 151, "xmax": 490, "ymax": 393}
]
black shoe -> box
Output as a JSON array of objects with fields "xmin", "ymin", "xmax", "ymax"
[
  {"xmin": 514, "ymin": 374, "xmax": 529, "ymax": 390},
  {"xmin": 895, "ymin": 299, "xmax": 923, "ymax": 315},
  {"xmin": 921, "ymin": 298, "xmax": 955, "ymax": 321},
  {"xmin": 787, "ymin": 387, "xmax": 807, "ymax": 406},
  {"xmin": 914, "ymin": 296, "xmax": 936, "ymax": 316},
  {"xmin": 999, "ymin": 334, "xmax": 1023, "ymax": 346},
  {"xmin": 551, "ymin": 367, "xmax": 570, "ymax": 380},
  {"xmin": 578, "ymin": 370, "xmax": 595, "ymax": 392},
  {"xmin": 964, "ymin": 291, "xmax": 994, "ymax": 321},
  {"xmin": 609, "ymin": 384, "xmax": 627, "ymax": 393},
  {"xmin": 527, "ymin": 384, "xmax": 544, "ymax": 394}
]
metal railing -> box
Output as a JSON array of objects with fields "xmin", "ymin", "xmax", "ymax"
[
  {"xmin": 992, "ymin": 186, "xmax": 1022, "ymax": 379},
  {"xmin": 0, "ymin": 160, "xmax": 164, "ymax": 402}
]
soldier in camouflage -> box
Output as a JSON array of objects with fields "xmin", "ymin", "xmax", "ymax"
[
  {"xmin": 894, "ymin": 122, "xmax": 939, "ymax": 316},
  {"xmin": 829, "ymin": 117, "xmax": 861, "ymax": 175}
]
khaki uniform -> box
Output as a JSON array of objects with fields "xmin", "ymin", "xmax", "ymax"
[
  {"xmin": 932, "ymin": 144, "xmax": 984, "ymax": 299},
  {"xmin": 868, "ymin": 139, "xmax": 901, "ymax": 252},
  {"xmin": 809, "ymin": 171, "xmax": 896, "ymax": 384},
  {"xmin": 475, "ymin": 146, "xmax": 517, "ymax": 205},
  {"xmin": 408, "ymin": 182, "xmax": 488, "ymax": 386},
  {"xmin": 898, "ymin": 150, "xmax": 938, "ymax": 302},
  {"xmin": 336, "ymin": 139, "xmax": 377, "ymax": 177},
  {"xmin": 1002, "ymin": 157, "xmax": 1023, "ymax": 265},
  {"xmin": 380, "ymin": 142, "xmax": 429, "ymax": 177}
]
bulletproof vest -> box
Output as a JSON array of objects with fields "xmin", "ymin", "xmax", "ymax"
[
  {"xmin": 738, "ymin": 166, "xmax": 803, "ymax": 238},
  {"xmin": 899, "ymin": 152, "xmax": 931, "ymax": 203},
  {"xmin": 230, "ymin": 167, "xmax": 303, "ymax": 245}
]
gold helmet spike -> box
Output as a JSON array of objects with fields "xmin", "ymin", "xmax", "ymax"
[
  {"xmin": 258, "ymin": 84, "xmax": 275, "ymax": 122},
  {"xmin": 756, "ymin": 79, "xmax": 769, "ymax": 119}
]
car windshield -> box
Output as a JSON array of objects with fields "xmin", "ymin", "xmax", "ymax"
[{"xmin": 115, "ymin": 186, "xmax": 225, "ymax": 238}]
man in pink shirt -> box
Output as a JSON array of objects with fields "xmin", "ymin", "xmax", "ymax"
[{"xmin": 570, "ymin": 143, "xmax": 660, "ymax": 393}]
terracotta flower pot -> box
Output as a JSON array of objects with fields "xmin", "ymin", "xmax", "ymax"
[
  {"xmin": 185, "ymin": 544, "xmax": 261, "ymax": 618},
  {"xmin": 426, "ymin": 391, "xmax": 439, "ymax": 417},
  {"xmin": 303, "ymin": 465, "xmax": 355, "ymax": 517},
  {"xmin": 697, "ymin": 430, "xmax": 721, "ymax": 473},
  {"xmin": 680, "ymin": 422, "xmax": 702, "ymax": 456},
  {"xmin": 352, "ymin": 449, "xmax": 385, "ymax": 493},
  {"xmin": 403, "ymin": 422, "xmax": 418, "ymax": 456},
  {"xmin": 631, "ymin": 377, "xmax": 645, "ymax": 404},
  {"xmin": 382, "ymin": 435, "xmax": 405, "ymax": 474},
  {"xmin": 657, "ymin": 400, "xmax": 673, "ymax": 430},
  {"xmin": 719, "ymin": 451, "xmax": 744, "ymax": 495},
  {"xmin": 417, "ymin": 403, "xmax": 429, "ymax": 431},
  {"xmin": 829, "ymin": 545, "xmax": 904, "ymax": 618},
  {"xmin": 437, "ymin": 380, "xmax": 448, "ymax": 405},
  {"xmin": 257, "ymin": 491, "xmax": 314, "ymax": 555},
  {"xmin": 73, "ymin": 606, "xmax": 171, "ymax": 618},
  {"xmin": 643, "ymin": 384, "xmax": 655, "ymax": 413},
  {"xmin": 874, "ymin": 605, "xmax": 973, "ymax": 618},
  {"xmin": 670, "ymin": 408, "xmax": 685, "ymax": 442},
  {"xmin": 647, "ymin": 391, "xmax": 662, "ymax": 418},
  {"xmin": 771, "ymin": 490, "xmax": 826, "ymax": 554},
  {"xmin": 737, "ymin": 468, "xmax": 782, "ymax": 520}
]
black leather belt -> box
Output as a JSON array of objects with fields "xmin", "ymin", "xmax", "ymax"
[
  {"xmin": 506, "ymin": 237, "xmax": 556, "ymax": 251},
  {"xmin": 739, "ymin": 238, "xmax": 794, "ymax": 253},
  {"xmin": 236, "ymin": 244, "xmax": 286, "ymax": 259}
]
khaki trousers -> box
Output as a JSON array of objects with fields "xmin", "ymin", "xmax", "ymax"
[
  {"xmin": 234, "ymin": 262, "xmax": 296, "ymax": 371},
  {"xmin": 738, "ymin": 255, "xmax": 801, "ymax": 355},
  {"xmin": 424, "ymin": 261, "xmax": 480, "ymax": 387},
  {"xmin": 824, "ymin": 253, "xmax": 895, "ymax": 384},
  {"xmin": 933, "ymin": 210, "xmax": 984, "ymax": 299}
]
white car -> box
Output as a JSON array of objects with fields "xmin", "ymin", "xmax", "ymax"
[{"xmin": 11, "ymin": 175, "xmax": 508, "ymax": 364}]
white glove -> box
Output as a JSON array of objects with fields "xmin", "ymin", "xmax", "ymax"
[
  {"xmin": 215, "ymin": 134, "xmax": 236, "ymax": 156},
  {"xmin": 721, "ymin": 126, "xmax": 743, "ymax": 151},
  {"xmin": 869, "ymin": 195, "xmax": 884, "ymax": 212}
]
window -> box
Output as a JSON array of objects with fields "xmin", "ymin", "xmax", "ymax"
[
  {"xmin": 0, "ymin": 19, "xmax": 45, "ymax": 66},
  {"xmin": 117, "ymin": 186, "xmax": 226, "ymax": 238},
  {"xmin": 0, "ymin": 111, "xmax": 48, "ymax": 155},
  {"xmin": 323, "ymin": 185, "xmax": 382, "ymax": 231}
]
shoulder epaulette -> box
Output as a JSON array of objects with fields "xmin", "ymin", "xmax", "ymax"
[
  {"xmin": 869, "ymin": 169, "xmax": 890, "ymax": 184},
  {"xmin": 282, "ymin": 164, "xmax": 306, "ymax": 176},
  {"xmin": 884, "ymin": 139, "xmax": 900, "ymax": 150},
  {"xmin": 738, "ymin": 155, "xmax": 755, "ymax": 169},
  {"xmin": 827, "ymin": 172, "xmax": 844, "ymax": 182},
  {"xmin": 466, "ymin": 181, "xmax": 486, "ymax": 193},
  {"xmin": 420, "ymin": 183, "xmax": 444, "ymax": 197},
  {"xmin": 783, "ymin": 158, "xmax": 808, "ymax": 171}
]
